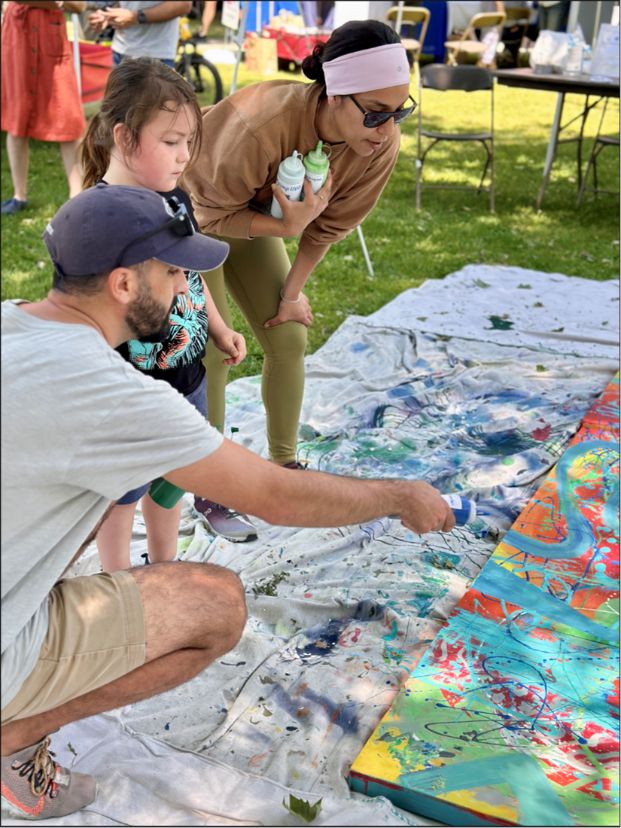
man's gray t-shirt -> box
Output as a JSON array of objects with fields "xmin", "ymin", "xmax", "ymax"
[
  {"xmin": 113, "ymin": 1, "xmax": 181, "ymax": 61},
  {"xmin": 1, "ymin": 302, "xmax": 223, "ymax": 707}
]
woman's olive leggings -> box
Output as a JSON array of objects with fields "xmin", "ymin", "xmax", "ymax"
[{"xmin": 203, "ymin": 235, "xmax": 307, "ymax": 465}]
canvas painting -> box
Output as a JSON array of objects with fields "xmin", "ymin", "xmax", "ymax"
[{"xmin": 349, "ymin": 376, "xmax": 619, "ymax": 827}]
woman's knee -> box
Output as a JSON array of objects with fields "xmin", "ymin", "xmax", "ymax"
[{"xmin": 261, "ymin": 321, "xmax": 307, "ymax": 361}]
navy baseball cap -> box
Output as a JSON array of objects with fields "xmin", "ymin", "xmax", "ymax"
[{"xmin": 43, "ymin": 184, "xmax": 229, "ymax": 277}]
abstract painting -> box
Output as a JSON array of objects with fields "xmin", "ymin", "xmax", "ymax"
[{"xmin": 349, "ymin": 376, "xmax": 619, "ymax": 827}]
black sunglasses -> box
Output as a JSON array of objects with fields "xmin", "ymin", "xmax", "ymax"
[
  {"xmin": 115, "ymin": 196, "xmax": 195, "ymax": 267},
  {"xmin": 347, "ymin": 94, "xmax": 417, "ymax": 129}
]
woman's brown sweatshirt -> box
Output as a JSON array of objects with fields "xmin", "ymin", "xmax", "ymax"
[{"xmin": 181, "ymin": 80, "xmax": 401, "ymax": 250}]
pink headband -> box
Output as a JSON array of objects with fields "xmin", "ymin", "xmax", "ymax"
[{"xmin": 323, "ymin": 43, "xmax": 410, "ymax": 96}]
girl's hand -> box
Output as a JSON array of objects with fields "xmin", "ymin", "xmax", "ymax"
[
  {"xmin": 212, "ymin": 329, "xmax": 247, "ymax": 366},
  {"xmin": 264, "ymin": 293, "xmax": 313, "ymax": 329},
  {"xmin": 272, "ymin": 173, "xmax": 332, "ymax": 238}
]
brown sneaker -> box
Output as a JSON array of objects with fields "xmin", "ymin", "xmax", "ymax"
[{"xmin": 1, "ymin": 737, "xmax": 96, "ymax": 820}]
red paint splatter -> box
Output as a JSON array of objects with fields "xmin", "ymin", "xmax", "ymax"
[
  {"xmin": 440, "ymin": 689, "xmax": 463, "ymax": 708},
  {"xmin": 532, "ymin": 423, "xmax": 552, "ymax": 441}
]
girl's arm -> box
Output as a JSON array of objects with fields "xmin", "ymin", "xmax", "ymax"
[{"xmin": 200, "ymin": 276, "xmax": 246, "ymax": 366}]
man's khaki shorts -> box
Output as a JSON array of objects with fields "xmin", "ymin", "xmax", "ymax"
[{"xmin": 1, "ymin": 571, "xmax": 146, "ymax": 724}]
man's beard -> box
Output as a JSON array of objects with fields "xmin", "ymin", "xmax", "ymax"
[{"xmin": 126, "ymin": 279, "xmax": 174, "ymax": 341}]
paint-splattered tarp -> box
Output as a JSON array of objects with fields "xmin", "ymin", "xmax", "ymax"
[
  {"xmin": 348, "ymin": 376, "xmax": 619, "ymax": 826},
  {"xmin": 7, "ymin": 267, "xmax": 618, "ymax": 827}
]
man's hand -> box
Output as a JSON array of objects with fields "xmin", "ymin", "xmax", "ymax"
[
  {"xmin": 398, "ymin": 481, "xmax": 455, "ymax": 534},
  {"xmin": 211, "ymin": 328, "xmax": 246, "ymax": 366},
  {"xmin": 272, "ymin": 174, "xmax": 332, "ymax": 238},
  {"xmin": 264, "ymin": 292, "xmax": 313, "ymax": 329},
  {"xmin": 99, "ymin": 6, "xmax": 138, "ymax": 29},
  {"xmin": 87, "ymin": 8, "xmax": 107, "ymax": 30}
]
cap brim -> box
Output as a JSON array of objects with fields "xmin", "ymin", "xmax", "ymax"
[{"xmin": 155, "ymin": 234, "xmax": 230, "ymax": 273}]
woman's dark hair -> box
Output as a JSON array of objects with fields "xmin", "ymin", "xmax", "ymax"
[
  {"xmin": 301, "ymin": 19, "xmax": 401, "ymax": 87},
  {"xmin": 80, "ymin": 57, "xmax": 202, "ymax": 189}
]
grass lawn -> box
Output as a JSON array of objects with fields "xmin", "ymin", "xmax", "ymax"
[{"xmin": 2, "ymin": 50, "xmax": 619, "ymax": 381}]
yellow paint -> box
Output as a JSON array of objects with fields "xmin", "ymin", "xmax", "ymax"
[
  {"xmin": 350, "ymin": 728, "xmax": 404, "ymax": 783},
  {"xmin": 438, "ymin": 789, "xmax": 518, "ymax": 822}
]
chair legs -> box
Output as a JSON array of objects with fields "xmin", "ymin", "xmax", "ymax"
[
  {"xmin": 577, "ymin": 138, "xmax": 620, "ymax": 206},
  {"xmin": 416, "ymin": 138, "xmax": 495, "ymax": 212},
  {"xmin": 577, "ymin": 99, "xmax": 620, "ymax": 207}
]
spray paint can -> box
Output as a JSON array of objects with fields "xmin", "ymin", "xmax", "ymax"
[
  {"xmin": 441, "ymin": 493, "xmax": 477, "ymax": 526},
  {"xmin": 271, "ymin": 150, "xmax": 305, "ymax": 219},
  {"xmin": 149, "ymin": 477, "xmax": 185, "ymax": 509},
  {"xmin": 303, "ymin": 140, "xmax": 330, "ymax": 193}
]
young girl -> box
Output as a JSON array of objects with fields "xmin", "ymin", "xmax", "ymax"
[
  {"xmin": 81, "ymin": 57, "xmax": 257, "ymax": 572},
  {"xmin": 182, "ymin": 20, "xmax": 414, "ymax": 469}
]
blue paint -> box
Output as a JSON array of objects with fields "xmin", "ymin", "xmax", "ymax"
[
  {"xmin": 401, "ymin": 754, "xmax": 572, "ymax": 826},
  {"xmin": 474, "ymin": 562, "xmax": 616, "ymax": 646},
  {"xmin": 300, "ymin": 686, "xmax": 359, "ymax": 734},
  {"xmin": 503, "ymin": 440, "xmax": 616, "ymax": 560}
]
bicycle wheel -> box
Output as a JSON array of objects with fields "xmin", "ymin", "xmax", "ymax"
[{"xmin": 187, "ymin": 55, "xmax": 223, "ymax": 104}]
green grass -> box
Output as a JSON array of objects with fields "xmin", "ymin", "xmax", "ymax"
[{"xmin": 2, "ymin": 56, "xmax": 619, "ymax": 381}]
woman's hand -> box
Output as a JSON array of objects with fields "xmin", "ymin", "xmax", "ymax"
[
  {"xmin": 264, "ymin": 293, "xmax": 313, "ymax": 329},
  {"xmin": 271, "ymin": 173, "xmax": 332, "ymax": 238},
  {"xmin": 211, "ymin": 329, "xmax": 247, "ymax": 366}
]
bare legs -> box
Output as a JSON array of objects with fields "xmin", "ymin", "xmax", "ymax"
[
  {"xmin": 199, "ymin": 0, "xmax": 217, "ymax": 37},
  {"xmin": 96, "ymin": 495, "xmax": 181, "ymax": 572},
  {"xmin": 5, "ymin": 134, "xmax": 83, "ymax": 202},
  {"xmin": 59, "ymin": 139, "xmax": 83, "ymax": 198},
  {"xmin": 5, "ymin": 134, "xmax": 29, "ymax": 202},
  {"xmin": 142, "ymin": 495, "xmax": 183, "ymax": 563},
  {"xmin": 0, "ymin": 562, "xmax": 247, "ymax": 755}
]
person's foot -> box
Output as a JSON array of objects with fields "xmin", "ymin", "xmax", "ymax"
[
  {"xmin": 1, "ymin": 198, "xmax": 28, "ymax": 215},
  {"xmin": 194, "ymin": 498, "xmax": 257, "ymax": 542},
  {"xmin": 282, "ymin": 461, "xmax": 308, "ymax": 470},
  {"xmin": 1, "ymin": 737, "xmax": 96, "ymax": 820},
  {"xmin": 195, "ymin": 33, "xmax": 209, "ymax": 42}
]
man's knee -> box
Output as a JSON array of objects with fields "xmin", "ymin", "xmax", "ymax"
[
  {"xmin": 200, "ymin": 564, "xmax": 247, "ymax": 652},
  {"xmin": 172, "ymin": 562, "xmax": 247, "ymax": 651},
  {"xmin": 133, "ymin": 562, "xmax": 247, "ymax": 659}
]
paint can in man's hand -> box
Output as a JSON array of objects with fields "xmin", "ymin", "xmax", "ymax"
[{"xmin": 441, "ymin": 493, "xmax": 477, "ymax": 526}]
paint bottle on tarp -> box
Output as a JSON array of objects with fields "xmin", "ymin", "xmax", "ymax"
[
  {"xmin": 149, "ymin": 477, "xmax": 185, "ymax": 509},
  {"xmin": 303, "ymin": 140, "xmax": 330, "ymax": 193},
  {"xmin": 271, "ymin": 150, "xmax": 305, "ymax": 219},
  {"xmin": 441, "ymin": 493, "xmax": 477, "ymax": 526}
]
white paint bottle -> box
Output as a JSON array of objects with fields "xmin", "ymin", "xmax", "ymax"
[{"xmin": 271, "ymin": 150, "xmax": 305, "ymax": 219}]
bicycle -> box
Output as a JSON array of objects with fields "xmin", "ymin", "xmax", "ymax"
[{"xmin": 175, "ymin": 21, "xmax": 223, "ymax": 105}]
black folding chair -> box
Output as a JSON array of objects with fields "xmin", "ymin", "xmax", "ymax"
[
  {"xmin": 576, "ymin": 100, "xmax": 620, "ymax": 207},
  {"xmin": 415, "ymin": 64, "xmax": 495, "ymax": 212}
]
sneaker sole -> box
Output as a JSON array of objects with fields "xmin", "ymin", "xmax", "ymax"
[{"xmin": 193, "ymin": 510, "xmax": 258, "ymax": 543}]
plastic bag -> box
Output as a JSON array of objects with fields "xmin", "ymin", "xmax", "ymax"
[{"xmin": 529, "ymin": 30, "xmax": 571, "ymax": 73}]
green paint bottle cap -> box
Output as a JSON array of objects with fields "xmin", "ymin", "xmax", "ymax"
[{"xmin": 304, "ymin": 141, "xmax": 329, "ymax": 176}]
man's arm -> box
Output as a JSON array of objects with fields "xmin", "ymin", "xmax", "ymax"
[{"xmin": 165, "ymin": 439, "xmax": 455, "ymax": 534}]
